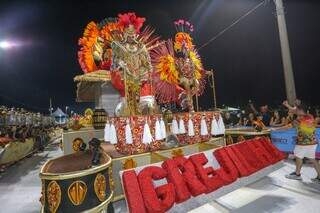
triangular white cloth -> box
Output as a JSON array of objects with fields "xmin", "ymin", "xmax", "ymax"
[
  {"xmin": 171, "ymin": 118, "xmax": 179, "ymax": 135},
  {"xmin": 217, "ymin": 115, "xmax": 225, "ymax": 135},
  {"xmin": 155, "ymin": 118, "xmax": 162, "ymax": 140},
  {"xmin": 179, "ymin": 118, "xmax": 186, "ymax": 134},
  {"xmin": 104, "ymin": 122, "xmax": 110, "ymax": 142},
  {"xmin": 211, "ymin": 115, "xmax": 225, "ymax": 135},
  {"xmin": 188, "ymin": 118, "xmax": 195, "ymax": 136},
  {"xmin": 211, "ymin": 118, "xmax": 219, "ymax": 135},
  {"xmin": 143, "ymin": 122, "xmax": 153, "ymax": 144},
  {"xmin": 110, "ymin": 123, "xmax": 117, "ymax": 144},
  {"xmin": 125, "ymin": 119, "xmax": 133, "ymax": 144},
  {"xmin": 200, "ymin": 117, "xmax": 208, "ymax": 136},
  {"xmin": 160, "ymin": 118, "xmax": 166, "ymax": 139}
]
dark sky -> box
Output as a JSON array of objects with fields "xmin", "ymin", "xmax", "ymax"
[{"xmin": 0, "ymin": 0, "xmax": 319, "ymax": 113}]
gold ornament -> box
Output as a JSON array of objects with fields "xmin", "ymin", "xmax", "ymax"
[
  {"xmin": 171, "ymin": 149, "xmax": 184, "ymax": 158},
  {"xmin": 94, "ymin": 173, "xmax": 106, "ymax": 201},
  {"xmin": 226, "ymin": 135, "xmax": 233, "ymax": 145},
  {"xmin": 237, "ymin": 135, "xmax": 246, "ymax": 142},
  {"xmin": 163, "ymin": 109, "xmax": 173, "ymax": 124},
  {"xmin": 40, "ymin": 180, "xmax": 45, "ymax": 206},
  {"xmin": 72, "ymin": 138, "xmax": 84, "ymax": 152},
  {"xmin": 47, "ymin": 181, "xmax": 61, "ymax": 213},
  {"xmin": 108, "ymin": 168, "xmax": 114, "ymax": 191},
  {"xmin": 122, "ymin": 158, "xmax": 137, "ymax": 170},
  {"xmin": 68, "ymin": 181, "xmax": 87, "ymax": 206}
]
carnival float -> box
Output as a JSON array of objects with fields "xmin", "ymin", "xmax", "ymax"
[{"xmin": 39, "ymin": 12, "xmax": 281, "ymax": 213}]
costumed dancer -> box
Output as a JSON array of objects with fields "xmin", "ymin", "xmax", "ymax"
[
  {"xmin": 150, "ymin": 19, "xmax": 207, "ymax": 112},
  {"xmin": 142, "ymin": 117, "xmax": 153, "ymax": 144},
  {"xmin": 125, "ymin": 118, "xmax": 133, "ymax": 144}
]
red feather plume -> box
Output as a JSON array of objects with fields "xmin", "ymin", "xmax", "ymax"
[{"xmin": 118, "ymin": 12, "xmax": 145, "ymax": 33}]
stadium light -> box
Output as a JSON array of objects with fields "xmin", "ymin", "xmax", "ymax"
[{"xmin": 0, "ymin": 41, "xmax": 13, "ymax": 49}]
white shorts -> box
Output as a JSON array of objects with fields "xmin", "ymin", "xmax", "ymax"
[{"xmin": 294, "ymin": 145, "xmax": 317, "ymax": 159}]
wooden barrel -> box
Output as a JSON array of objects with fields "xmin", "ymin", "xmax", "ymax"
[
  {"xmin": 39, "ymin": 151, "xmax": 114, "ymax": 213},
  {"xmin": 92, "ymin": 109, "xmax": 107, "ymax": 129}
]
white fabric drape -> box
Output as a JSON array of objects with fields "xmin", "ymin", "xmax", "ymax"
[
  {"xmin": 200, "ymin": 117, "xmax": 208, "ymax": 136},
  {"xmin": 104, "ymin": 122, "xmax": 110, "ymax": 142},
  {"xmin": 155, "ymin": 118, "xmax": 162, "ymax": 140},
  {"xmin": 211, "ymin": 115, "xmax": 225, "ymax": 135},
  {"xmin": 217, "ymin": 115, "xmax": 225, "ymax": 134},
  {"xmin": 171, "ymin": 118, "xmax": 179, "ymax": 135},
  {"xmin": 125, "ymin": 119, "xmax": 133, "ymax": 144},
  {"xmin": 110, "ymin": 123, "xmax": 118, "ymax": 144},
  {"xmin": 143, "ymin": 122, "xmax": 153, "ymax": 144},
  {"xmin": 179, "ymin": 118, "xmax": 186, "ymax": 134},
  {"xmin": 188, "ymin": 118, "xmax": 195, "ymax": 136},
  {"xmin": 160, "ymin": 118, "xmax": 166, "ymax": 139}
]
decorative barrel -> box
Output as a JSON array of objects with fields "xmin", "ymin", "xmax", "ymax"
[
  {"xmin": 39, "ymin": 150, "xmax": 114, "ymax": 213},
  {"xmin": 92, "ymin": 109, "xmax": 107, "ymax": 130}
]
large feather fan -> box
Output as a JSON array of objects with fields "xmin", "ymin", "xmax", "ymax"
[
  {"xmin": 151, "ymin": 40, "xmax": 183, "ymax": 103},
  {"xmin": 78, "ymin": 22, "xmax": 100, "ymax": 73}
]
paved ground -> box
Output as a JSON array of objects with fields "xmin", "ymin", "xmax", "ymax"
[
  {"xmin": 191, "ymin": 162, "xmax": 320, "ymax": 213},
  {"xmin": 0, "ymin": 139, "xmax": 62, "ymax": 213},
  {"xmin": 0, "ymin": 140, "xmax": 319, "ymax": 213}
]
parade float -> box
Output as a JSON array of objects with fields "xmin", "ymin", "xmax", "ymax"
[{"xmin": 39, "ymin": 12, "xmax": 284, "ymax": 213}]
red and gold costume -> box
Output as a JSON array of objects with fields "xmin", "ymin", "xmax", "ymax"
[{"xmin": 151, "ymin": 19, "xmax": 207, "ymax": 112}]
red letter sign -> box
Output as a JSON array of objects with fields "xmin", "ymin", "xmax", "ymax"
[
  {"xmin": 122, "ymin": 170, "xmax": 147, "ymax": 213},
  {"xmin": 138, "ymin": 166, "xmax": 175, "ymax": 213},
  {"xmin": 189, "ymin": 153, "xmax": 225, "ymax": 193}
]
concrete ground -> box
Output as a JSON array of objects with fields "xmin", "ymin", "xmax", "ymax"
[{"xmin": 0, "ymin": 140, "xmax": 319, "ymax": 213}]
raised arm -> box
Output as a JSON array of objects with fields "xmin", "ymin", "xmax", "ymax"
[{"xmin": 282, "ymin": 100, "xmax": 297, "ymax": 114}]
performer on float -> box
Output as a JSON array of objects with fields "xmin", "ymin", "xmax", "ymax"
[
  {"xmin": 78, "ymin": 13, "xmax": 161, "ymax": 116},
  {"xmin": 110, "ymin": 12, "xmax": 161, "ymax": 116},
  {"xmin": 151, "ymin": 19, "xmax": 207, "ymax": 112}
]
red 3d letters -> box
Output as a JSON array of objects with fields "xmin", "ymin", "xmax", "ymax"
[{"xmin": 122, "ymin": 137, "xmax": 285, "ymax": 213}]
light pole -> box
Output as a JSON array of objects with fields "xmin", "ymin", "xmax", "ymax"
[{"xmin": 274, "ymin": 0, "xmax": 296, "ymax": 105}]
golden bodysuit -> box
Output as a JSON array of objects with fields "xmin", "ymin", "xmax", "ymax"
[
  {"xmin": 177, "ymin": 57, "xmax": 198, "ymax": 112},
  {"xmin": 111, "ymin": 38, "xmax": 152, "ymax": 115}
]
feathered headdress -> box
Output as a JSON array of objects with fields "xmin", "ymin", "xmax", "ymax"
[
  {"xmin": 118, "ymin": 12, "xmax": 145, "ymax": 33},
  {"xmin": 173, "ymin": 19, "xmax": 194, "ymax": 52}
]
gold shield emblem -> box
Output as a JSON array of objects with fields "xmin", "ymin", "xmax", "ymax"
[
  {"xmin": 94, "ymin": 173, "xmax": 106, "ymax": 201},
  {"xmin": 40, "ymin": 180, "xmax": 45, "ymax": 206},
  {"xmin": 47, "ymin": 181, "xmax": 61, "ymax": 213},
  {"xmin": 72, "ymin": 138, "xmax": 84, "ymax": 152},
  {"xmin": 68, "ymin": 181, "xmax": 87, "ymax": 206},
  {"xmin": 122, "ymin": 158, "xmax": 137, "ymax": 170},
  {"xmin": 171, "ymin": 149, "xmax": 184, "ymax": 158}
]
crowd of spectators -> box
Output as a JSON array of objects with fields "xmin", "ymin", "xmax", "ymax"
[
  {"xmin": 0, "ymin": 106, "xmax": 56, "ymax": 151},
  {"xmin": 222, "ymin": 100, "xmax": 320, "ymax": 129}
]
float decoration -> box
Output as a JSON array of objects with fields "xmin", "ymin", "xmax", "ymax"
[{"xmin": 151, "ymin": 19, "xmax": 207, "ymax": 112}]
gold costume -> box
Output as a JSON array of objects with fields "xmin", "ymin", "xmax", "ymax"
[{"xmin": 111, "ymin": 30, "xmax": 152, "ymax": 115}]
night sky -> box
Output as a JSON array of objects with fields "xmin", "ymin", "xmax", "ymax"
[{"xmin": 0, "ymin": 0, "xmax": 319, "ymax": 113}]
